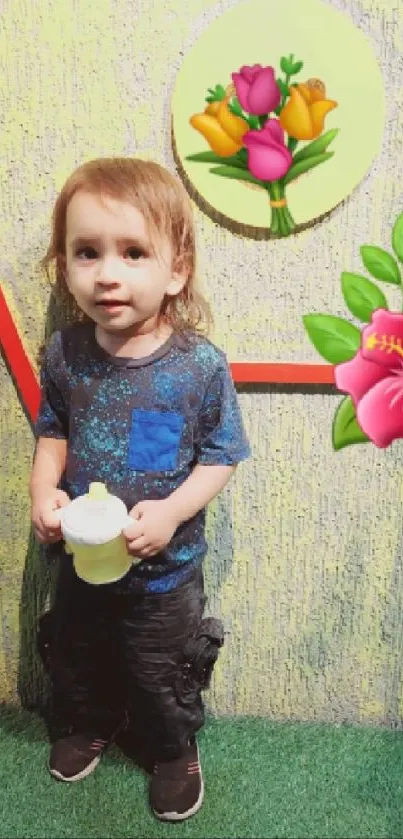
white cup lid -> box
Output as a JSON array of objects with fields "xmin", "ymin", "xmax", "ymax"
[{"xmin": 60, "ymin": 482, "xmax": 131, "ymax": 545}]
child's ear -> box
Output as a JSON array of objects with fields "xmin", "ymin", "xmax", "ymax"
[{"xmin": 166, "ymin": 272, "xmax": 187, "ymax": 297}]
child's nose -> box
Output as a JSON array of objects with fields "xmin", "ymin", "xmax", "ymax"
[{"xmin": 96, "ymin": 258, "xmax": 121, "ymax": 286}]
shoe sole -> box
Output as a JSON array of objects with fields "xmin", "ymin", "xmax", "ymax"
[
  {"xmin": 48, "ymin": 754, "xmax": 102, "ymax": 782},
  {"xmin": 153, "ymin": 775, "xmax": 205, "ymax": 822}
]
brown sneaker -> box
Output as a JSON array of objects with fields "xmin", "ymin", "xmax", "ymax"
[
  {"xmin": 150, "ymin": 738, "xmax": 204, "ymax": 821},
  {"xmin": 48, "ymin": 733, "xmax": 109, "ymax": 782}
]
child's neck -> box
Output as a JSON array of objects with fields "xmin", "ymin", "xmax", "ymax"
[{"xmin": 95, "ymin": 321, "xmax": 173, "ymax": 359}]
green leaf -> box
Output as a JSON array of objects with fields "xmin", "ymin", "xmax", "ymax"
[
  {"xmin": 186, "ymin": 151, "xmax": 224, "ymax": 163},
  {"xmin": 291, "ymin": 60, "xmax": 303, "ymax": 75},
  {"xmin": 205, "ymin": 84, "xmax": 226, "ymax": 103},
  {"xmin": 283, "ymin": 152, "xmax": 334, "ymax": 185},
  {"xmin": 228, "ymin": 96, "xmax": 260, "ymax": 127},
  {"xmin": 186, "ymin": 151, "xmax": 246, "ymax": 169},
  {"xmin": 392, "ymin": 212, "xmax": 403, "ymax": 264},
  {"xmin": 280, "ymin": 56, "xmax": 292, "ymax": 75},
  {"xmin": 360, "ymin": 245, "xmax": 401, "ymax": 285},
  {"xmin": 209, "ymin": 166, "xmax": 263, "ymax": 186},
  {"xmin": 341, "ymin": 272, "xmax": 387, "ymax": 323},
  {"xmin": 303, "ymin": 314, "xmax": 361, "ymax": 363},
  {"xmin": 291, "ymin": 129, "xmax": 339, "ymax": 164},
  {"xmin": 228, "ymin": 97, "xmax": 244, "ymax": 117},
  {"xmin": 332, "ymin": 396, "xmax": 370, "ymax": 451}
]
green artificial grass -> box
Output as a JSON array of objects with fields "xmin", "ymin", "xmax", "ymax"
[{"xmin": 1, "ymin": 705, "xmax": 403, "ymax": 838}]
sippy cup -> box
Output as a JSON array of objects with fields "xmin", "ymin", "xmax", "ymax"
[{"xmin": 59, "ymin": 482, "xmax": 136, "ymax": 585}]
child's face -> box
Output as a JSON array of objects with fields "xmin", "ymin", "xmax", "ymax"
[{"xmin": 63, "ymin": 191, "xmax": 186, "ymax": 336}]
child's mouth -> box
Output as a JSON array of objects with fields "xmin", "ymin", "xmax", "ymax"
[{"xmin": 96, "ymin": 300, "xmax": 129, "ymax": 311}]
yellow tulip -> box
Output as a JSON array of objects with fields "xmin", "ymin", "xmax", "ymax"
[
  {"xmin": 190, "ymin": 99, "xmax": 249, "ymax": 157},
  {"xmin": 279, "ymin": 82, "xmax": 337, "ymax": 141},
  {"xmin": 205, "ymin": 101, "xmax": 221, "ymax": 117}
]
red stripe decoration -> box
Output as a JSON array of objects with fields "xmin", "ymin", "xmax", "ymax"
[
  {"xmin": 230, "ymin": 362, "xmax": 334, "ymax": 385},
  {"xmin": 0, "ymin": 284, "xmax": 41, "ymax": 424},
  {"xmin": 0, "ymin": 282, "xmax": 335, "ymax": 426}
]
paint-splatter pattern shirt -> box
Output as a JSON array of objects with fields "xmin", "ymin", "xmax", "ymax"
[{"xmin": 35, "ymin": 322, "xmax": 250, "ymax": 592}]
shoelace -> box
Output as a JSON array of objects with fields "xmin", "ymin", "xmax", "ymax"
[
  {"xmin": 89, "ymin": 737, "xmax": 108, "ymax": 752},
  {"xmin": 153, "ymin": 757, "xmax": 200, "ymax": 776},
  {"xmin": 88, "ymin": 714, "xmax": 128, "ymax": 753}
]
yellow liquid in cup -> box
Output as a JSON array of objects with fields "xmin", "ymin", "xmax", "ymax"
[{"xmin": 65, "ymin": 534, "xmax": 133, "ymax": 585}]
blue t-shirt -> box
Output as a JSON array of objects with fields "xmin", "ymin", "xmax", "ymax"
[{"xmin": 35, "ymin": 322, "xmax": 250, "ymax": 593}]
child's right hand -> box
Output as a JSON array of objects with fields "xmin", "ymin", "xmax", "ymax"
[{"xmin": 31, "ymin": 488, "xmax": 71, "ymax": 544}]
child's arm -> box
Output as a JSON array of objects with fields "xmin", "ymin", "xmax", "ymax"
[
  {"xmin": 30, "ymin": 437, "xmax": 70, "ymax": 543},
  {"xmin": 166, "ymin": 462, "xmax": 236, "ymax": 521},
  {"xmin": 124, "ymin": 463, "xmax": 237, "ymax": 558},
  {"xmin": 31, "ymin": 332, "xmax": 72, "ymax": 542},
  {"xmin": 30, "ymin": 437, "xmax": 67, "ymax": 494}
]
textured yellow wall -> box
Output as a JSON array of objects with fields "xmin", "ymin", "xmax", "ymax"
[{"xmin": 1, "ymin": 0, "xmax": 403, "ymax": 725}]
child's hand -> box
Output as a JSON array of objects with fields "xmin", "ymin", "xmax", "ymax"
[
  {"xmin": 31, "ymin": 488, "xmax": 71, "ymax": 544},
  {"xmin": 123, "ymin": 499, "xmax": 180, "ymax": 559}
]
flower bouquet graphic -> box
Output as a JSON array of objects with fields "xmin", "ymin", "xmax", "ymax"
[
  {"xmin": 303, "ymin": 213, "xmax": 403, "ymax": 451},
  {"xmin": 187, "ymin": 55, "xmax": 339, "ymax": 238}
]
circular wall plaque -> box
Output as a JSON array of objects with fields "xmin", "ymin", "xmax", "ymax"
[{"xmin": 172, "ymin": 0, "xmax": 385, "ymax": 239}]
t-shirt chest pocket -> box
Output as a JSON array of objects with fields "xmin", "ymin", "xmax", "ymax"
[{"xmin": 128, "ymin": 409, "xmax": 185, "ymax": 472}]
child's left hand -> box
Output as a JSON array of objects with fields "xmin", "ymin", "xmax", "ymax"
[{"xmin": 123, "ymin": 499, "xmax": 180, "ymax": 559}]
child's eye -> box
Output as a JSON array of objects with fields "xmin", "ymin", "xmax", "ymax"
[
  {"xmin": 76, "ymin": 246, "xmax": 97, "ymax": 260},
  {"xmin": 126, "ymin": 247, "xmax": 145, "ymax": 260}
]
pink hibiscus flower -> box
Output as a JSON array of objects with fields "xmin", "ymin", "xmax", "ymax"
[{"xmin": 335, "ymin": 309, "xmax": 403, "ymax": 448}]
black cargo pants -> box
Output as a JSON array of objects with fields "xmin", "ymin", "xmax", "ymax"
[{"xmin": 37, "ymin": 555, "xmax": 224, "ymax": 761}]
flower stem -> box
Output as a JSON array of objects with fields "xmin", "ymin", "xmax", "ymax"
[
  {"xmin": 236, "ymin": 148, "xmax": 248, "ymax": 166},
  {"xmin": 270, "ymin": 201, "xmax": 279, "ymax": 235},
  {"xmin": 281, "ymin": 73, "xmax": 291, "ymax": 110},
  {"xmin": 288, "ymin": 137, "xmax": 298, "ymax": 153},
  {"xmin": 268, "ymin": 180, "xmax": 296, "ymax": 237}
]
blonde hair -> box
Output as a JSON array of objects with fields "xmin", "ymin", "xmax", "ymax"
[{"xmin": 41, "ymin": 157, "xmax": 212, "ymax": 334}]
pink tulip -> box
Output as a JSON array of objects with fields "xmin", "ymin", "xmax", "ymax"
[
  {"xmin": 243, "ymin": 119, "xmax": 292, "ymax": 182},
  {"xmin": 232, "ymin": 64, "xmax": 281, "ymax": 116},
  {"xmin": 335, "ymin": 309, "xmax": 403, "ymax": 448}
]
